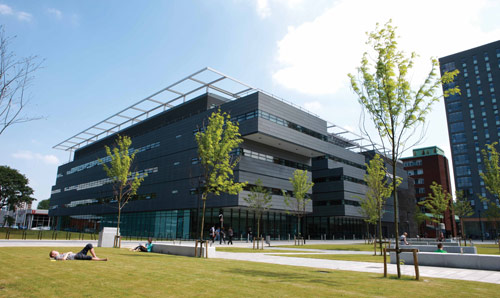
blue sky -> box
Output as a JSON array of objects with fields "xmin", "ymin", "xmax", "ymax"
[{"xmin": 0, "ymin": 0, "xmax": 499, "ymax": 207}]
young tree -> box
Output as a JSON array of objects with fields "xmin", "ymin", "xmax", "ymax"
[
  {"xmin": 243, "ymin": 179, "xmax": 272, "ymax": 247},
  {"xmin": 283, "ymin": 169, "xmax": 314, "ymax": 238},
  {"xmin": 348, "ymin": 20, "xmax": 459, "ymax": 277},
  {"xmin": 100, "ymin": 135, "xmax": 144, "ymax": 246},
  {"xmin": 362, "ymin": 154, "xmax": 397, "ymax": 255},
  {"xmin": 479, "ymin": 142, "xmax": 500, "ymax": 240},
  {"xmin": 419, "ymin": 182, "xmax": 451, "ymax": 239},
  {"xmin": 414, "ymin": 205, "xmax": 429, "ymax": 237},
  {"xmin": 359, "ymin": 192, "xmax": 378, "ymax": 244},
  {"xmin": 0, "ymin": 166, "xmax": 35, "ymax": 211},
  {"xmin": 195, "ymin": 109, "xmax": 246, "ymax": 241},
  {"xmin": 453, "ymin": 190, "xmax": 474, "ymax": 246},
  {"xmin": 3, "ymin": 215, "xmax": 15, "ymax": 227},
  {"xmin": 37, "ymin": 199, "xmax": 50, "ymax": 210},
  {"xmin": 0, "ymin": 26, "xmax": 43, "ymax": 135}
]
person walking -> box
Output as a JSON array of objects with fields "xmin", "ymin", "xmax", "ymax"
[
  {"xmin": 227, "ymin": 227, "xmax": 234, "ymax": 245},
  {"xmin": 220, "ymin": 227, "xmax": 226, "ymax": 245}
]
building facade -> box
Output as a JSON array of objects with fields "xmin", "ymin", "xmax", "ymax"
[
  {"xmin": 440, "ymin": 40, "xmax": 500, "ymax": 239},
  {"xmin": 401, "ymin": 146, "xmax": 456, "ymax": 238},
  {"xmin": 49, "ymin": 69, "xmax": 413, "ymax": 240}
]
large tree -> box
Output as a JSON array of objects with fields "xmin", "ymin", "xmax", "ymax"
[
  {"xmin": 243, "ymin": 179, "xmax": 272, "ymax": 247},
  {"xmin": 0, "ymin": 165, "xmax": 35, "ymax": 211},
  {"xmin": 361, "ymin": 154, "xmax": 397, "ymax": 255},
  {"xmin": 0, "ymin": 26, "xmax": 43, "ymax": 135},
  {"xmin": 348, "ymin": 20, "xmax": 459, "ymax": 277},
  {"xmin": 37, "ymin": 199, "xmax": 50, "ymax": 210},
  {"xmin": 479, "ymin": 142, "xmax": 500, "ymax": 239},
  {"xmin": 453, "ymin": 190, "xmax": 473, "ymax": 246},
  {"xmin": 283, "ymin": 169, "xmax": 314, "ymax": 238},
  {"xmin": 195, "ymin": 109, "xmax": 246, "ymax": 241},
  {"xmin": 419, "ymin": 182, "xmax": 451, "ymax": 239},
  {"xmin": 100, "ymin": 135, "xmax": 144, "ymax": 246}
]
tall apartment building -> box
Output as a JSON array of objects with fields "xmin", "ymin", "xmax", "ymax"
[
  {"xmin": 401, "ymin": 146, "xmax": 455, "ymax": 238},
  {"xmin": 440, "ymin": 40, "xmax": 500, "ymax": 239},
  {"xmin": 49, "ymin": 68, "xmax": 414, "ymax": 239}
]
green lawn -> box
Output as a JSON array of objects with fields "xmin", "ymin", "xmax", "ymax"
[
  {"xmin": 271, "ymin": 253, "xmax": 385, "ymax": 263},
  {"xmin": 1, "ymin": 247, "xmax": 499, "ymax": 297},
  {"xmin": 275, "ymin": 243, "xmax": 375, "ymax": 251},
  {"xmin": 216, "ymin": 247, "xmax": 319, "ymax": 253},
  {"xmin": 475, "ymin": 244, "xmax": 500, "ymax": 255}
]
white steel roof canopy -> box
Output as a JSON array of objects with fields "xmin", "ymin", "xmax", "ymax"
[{"xmin": 54, "ymin": 67, "xmax": 379, "ymax": 155}]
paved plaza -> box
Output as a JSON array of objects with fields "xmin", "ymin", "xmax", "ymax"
[{"xmin": 2, "ymin": 239, "xmax": 499, "ymax": 284}]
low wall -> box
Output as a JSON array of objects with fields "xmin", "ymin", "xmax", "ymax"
[
  {"xmin": 390, "ymin": 244, "xmax": 476, "ymax": 254},
  {"xmin": 152, "ymin": 244, "xmax": 216, "ymax": 258},
  {"xmin": 390, "ymin": 252, "xmax": 500, "ymax": 271}
]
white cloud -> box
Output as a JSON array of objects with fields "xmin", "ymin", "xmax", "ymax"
[
  {"xmin": 272, "ymin": 0, "xmax": 500, "ymax": 95},
  {"xmin": 16, "ymin": 11, "xmax": 32, "ymax": 22},
  {"xmin": 0, "ymin": 3, "xmax": 32, "ymax": 21},
  {"xmin": 254, "ymin": 0, "xmax": 304, "ymax": 18},
  {"xmin": 0, "ymin": 4, "xmax": 13, "ymax": 15},
  {"xmin": 256, "ymin": 0, "xmax": 271, "ymax": 18},
  {"xmin": 12, "ymin": 151, "xmax": 60, "ymax": 165},
  {"xmin": 47, "ymin": 8, "xmax": 62, "ymax": 19}
]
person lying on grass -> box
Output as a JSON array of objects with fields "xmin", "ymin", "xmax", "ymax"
[
  {"xmin": 49, "ymin": 243, "xmax": 108, "ymax": 261},
  {"xmin": 130, "ymin": 237, "xmax": 154, "ymax": 252}
]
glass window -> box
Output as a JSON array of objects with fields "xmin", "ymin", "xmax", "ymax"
[
  {"xmin": 451, "ymin": 133, "xmax": 467, "ymax": 143},
  {"xmin": 450, "ymin": 122, "xmax": 465, "ymax": 133}
]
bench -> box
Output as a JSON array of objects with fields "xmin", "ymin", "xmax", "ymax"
[
  {"xmin": 152, "ymin": 244, "xmax": 216, "ymax": 258},
  {"xmin": 390, "ymin": 244, "xmax": 477, "ymax": 254},
  {"xmin": 390, "ymin": 252, "xmax": 500, "ymax": 271}
]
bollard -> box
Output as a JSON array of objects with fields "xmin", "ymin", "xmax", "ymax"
[
  {"xmin": 288, "ymin": 234, "xmax": 290, "ymax": 241},
  {"xmin": 353, "ymin": 234, "xmax": 355, "ymax": 240}
]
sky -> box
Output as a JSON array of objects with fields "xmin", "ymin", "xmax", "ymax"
[{"xmin": 0, "ymin": 0, "xmax": 499, "ymax": 208}]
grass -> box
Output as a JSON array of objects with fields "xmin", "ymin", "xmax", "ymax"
[
  {"xmin": 1, "ymin": 247, "xmax": 499, "ymax": 297},
  {"xmin": 475, "ymin": 244, "xmax": 500, "ymax": 255},
  {"xmin": 216, "ymin": 247, "xmax": 318, "ymax": 253},
  {"xmin": 275, "ymin": 243, "xmax": 375, "ymax": 251},
  {"xmin": 270, "ymin": 253, "xmax": 385, "ymax": 263}
]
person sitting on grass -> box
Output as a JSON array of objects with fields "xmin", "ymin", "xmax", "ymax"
[
  {"xmin": 130, "ymin": 237, "xmax": 154, "ymax": 252},
  {"xmin": 50, "ymin": 243, "xmax": 107, "ymax": 261},
  {"xmin": 435, "ymin": 243, "xmax": 447, "ymax": 253}
]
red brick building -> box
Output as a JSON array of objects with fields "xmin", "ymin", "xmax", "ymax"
[{"xmin": 401, "ymin": 146, "xmax": 457, "ymax": 237}]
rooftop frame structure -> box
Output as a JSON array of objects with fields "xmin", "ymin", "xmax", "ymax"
[{"xmin": 54, "ymin": 67, "xmax": 380, "ymax": 157}]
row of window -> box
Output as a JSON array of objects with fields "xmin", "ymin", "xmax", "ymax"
[
  {"xmin": 234, "ymin": 148, "xmax": 311, "ymax": 171},
  {"xmin": 313, "ymin": 199, "xmax": 360, "ymax": 207},
  {"xmin": 313, "ymin": 155, "xmax": 365, "ymax": 170},
  {"xmin": 403, "ymin": 160, "xmax": 422, "ymax": 167},
  {"xmin": 230, "ymin": 109, "xmax": 330, "ymax": 142},
  {"xmin": 62, "ymin": 167, "xmax": 158, "ymax": 192},
  {"xmin": 64, "ymin": 142, "xmax": 160, "ymax": 176},
  {"xmin": 313, "ymin": 175, "xmax": 366, "ymax": 186},
  {"xmin": 407, "ymin": 169, "xmax": 424, "ymax": 176},
  {"xmin": 60, "ymin": 193, "xmax": 157, "ymax": 209}
]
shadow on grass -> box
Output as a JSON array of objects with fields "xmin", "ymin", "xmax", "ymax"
[{"xmin": 224, "ymin": 268, "xmax": 340, "ymax": 287}]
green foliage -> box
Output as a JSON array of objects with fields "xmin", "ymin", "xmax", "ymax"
[
  {"xmin": 419, "ymin": 182, "xmax": 451, "ymax": 224},
  {"xmin": 479, "ymin": 142, "xmax": 500, "ymax": 229},
  {"xmin": 414, "ymin": 205, "xmax": 429, "ymax": 235},
  {"xmin": 4, "ymin": 215, "xmax": 15, "ymax": 227},
  {"xmin": 243, "ymin": 179, "xmax": 272, "ymax": 241},
  {"xmin": 283, "ymin": 169, "xmax": 314, "ymax": 236},
  {"xmin": 0, "ymin": 166, "xmax": 34, "ymax": 210},
  {"xmin": 453, "ymin": 190, "xmax": 474, "ymax": 239},
  {"xmin": 37, "ymin": 199, "xmax": 50, "ymax": 210},
  {"xmin": 195, "ymin": 109, "xmax": 247, "ymax": 240},
  {"xmin": 100, "ymin": 135, "xmax": 145, "ymax": 240},
  {"xmin": 348, "ymin": 20, "xmax": 459, "ymax": 277},
  {"xmin": 453, "ymin": 191, "xmax": 474, "ymax": 219},
  {"xmin": 361, "ymin": 154, "xmax": 398, "ymax": 254}
]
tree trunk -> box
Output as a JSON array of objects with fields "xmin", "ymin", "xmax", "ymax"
[
  {"xmin": 199, "ymin": 193, "xmax": 207, "ymax": 240},
  {"xmin": 378, "ymin": 208, "xmax": 383, "ymax": 256},
  {"xmin": 116, "ymin": 190, "xmax": 122, "ymax": 248},
  {"xmin": 297, "ymin": 215, "xmax": 301, "ymax": 237},
  {"xmin": 460, "ymin": 218, "xmax": 466, "ymax": 247},
  {"xmin": 257, "ymin": 213, "xmax": 261, "ymax": 249},
  {"xmin": 393, "ymin": 158, "xmax": 401, "ymax": 278}
]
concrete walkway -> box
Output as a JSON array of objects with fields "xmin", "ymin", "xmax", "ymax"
[{"xmin": 2, "ymin": 239, "xmax": 499, "ymax": 285}]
